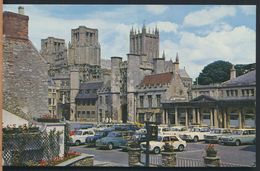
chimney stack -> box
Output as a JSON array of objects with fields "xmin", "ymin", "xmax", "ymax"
[
  {"xmin": 230, "ymin": 65, "xmax": 236, "ymax": 80},
  {"xmin": 18, "ymin": 6, "xmax": 25, "ymax": 15}
]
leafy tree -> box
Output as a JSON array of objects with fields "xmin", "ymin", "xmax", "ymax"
[
  {"xmin": 195, "ymin": 60, "xmax": 232, "ymax": 85},
  {"xmin": 194, "ymin": 60, "xmax": 256, "ymax": 85}
]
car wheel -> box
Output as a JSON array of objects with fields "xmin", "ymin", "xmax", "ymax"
[
  {"xmin": 194, "ymin": 136, "xmax": 199, "ymax": 142},
  {"xmin": 178, "ymin": 145, "xmax": 185, "ymax": 151},
  {"xmin": 235, "ymin": 140, "xmax": 241, "ymax": 146},
  {"xmin": 153, "ymin": 147, "xmax": 160, "ymax": 154},
  {"xmin": 75, "ymin": 140, "xmax": 81, "ymax": 146},
  {"xmin": 107, "ymin": 143, "xmax": 113, "ymax": 150}
]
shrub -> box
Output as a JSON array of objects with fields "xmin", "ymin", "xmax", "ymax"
[{"xmin": 163, "ymin": 143, "xmax": 174, "ymax": 152}]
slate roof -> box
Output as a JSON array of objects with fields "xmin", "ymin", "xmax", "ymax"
[
  {"xmin": 179, "ymin": 69, "xmax": 190, "ymax": 78},
  {"xmin": 76, "ymin": 81, "xmax": 103, "ymax": 100},
  {"xmin": 79, "ymin": 81, "xmax": 103, "ymax": 90},
  {"xmin": 140, "ymin": 72, "xmax": 173, "ymax": 86},
  {"xmin": 222, "ymin": 70, "xmax": 256, "ymax": 86}
]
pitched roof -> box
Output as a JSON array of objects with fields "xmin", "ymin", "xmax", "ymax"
[
  {"xmin": 222, "ymin": 70, "xmax": 256, "ymax": 86},
  {"xmin": 179, "ymin": 69, "xmax": 190, "ymax": 78},
  {"xmin": 79, "ymin": 81, "xmax": 103, "ymax": 90},
  {"xmin": 140, "ymin": 72, "xmax": 173, "ymax": 86},
  {"xmin": 76, "ymin": 81, "xmax": 104, "ymax": 100}
]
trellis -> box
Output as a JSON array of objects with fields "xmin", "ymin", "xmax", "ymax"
[{"xmin": 2, "ymin": 131, "xmax": 60, "ymax": 166}]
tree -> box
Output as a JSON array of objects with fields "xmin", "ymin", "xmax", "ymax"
[
  {"xmin": 195, "ymin": 60, "xmax": 232, "ymax": 85},
  {"xmin": 194, "ymin": 60, "xmax": 256, "ymax": 85}
]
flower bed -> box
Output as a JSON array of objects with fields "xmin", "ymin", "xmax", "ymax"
[
  {"xmin": 3, "ymin": 124, "xmax": 39, "ymax": 134},
  {"xmin": 26, "ymin": 151, "xmax": 81, "ymax": 166}
]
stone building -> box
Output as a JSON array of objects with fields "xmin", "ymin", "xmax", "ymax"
[
  {"xmin": 75, "ymin": 81, "xmax": 103, "ymax": 122},
  {"xmin": 40, "ymin": 37, "xmax": 68, "ymax": 71},
  {"xmin": 135, "ymin": 55, "xmax": 192, "ymax": 124},
  {"xmin": 68, "ymin": 26, "xmax": 101, "ymax": 66},
  {"xmin": 110, "ymin": 25, "xmax": 192, "ymax": 123},
  {"xmin": 3, "ymin": 8, "xmax": 48, "ymax": 119},
  {"xmin": 162, "ymin": 67, "xmax": 256, "ymax": 129}
]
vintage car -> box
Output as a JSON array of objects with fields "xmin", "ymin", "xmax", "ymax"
[
  {"xmin": 85, "ymin": 129, "xmax": 111, "ymax": 146},
  {"xmin": 69, "ymin": 129, "xmax": 95, "ymax": 146},
  {"xmin": 95, "ymin": 131, "xmax": 135, "ymax": 150},
  {"xmin": 204, "ymin": 128, "xmax": 232, "ymax": 143},
  {"xmin": 179, "ymin": 127, "xmax": 211, "ymax": 142},
  {"xmin": 158, "ymin": 126, "xmax": 176, "ymax": 135},
  {"xmin": 221, "ymin": 129, "xmax": 256, "ymax": 146},
  {"xmin": 169, "ymin": 126, "xmax": 189, "ymax": 136},
  {"xmin": 140, "ymin": 135, "xmax": 186, "ymax": 154}
]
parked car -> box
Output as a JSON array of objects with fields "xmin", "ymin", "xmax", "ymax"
[
  {"xmin": 221, "ymin": 129, "xmax": 256, "ymax": 146},
  {"xmin": 204, "ymin": 128, "xmax": 232, "ymax": 144},
  {"xmin": 69, "ymin": 129, "xmax": 95, "ymax": 146},
  {"xmin": 169, "ymin": 126, "xmax": 189, "ymax": 136},
  {"xmin": 67, "ymin": 122, "xmax": 95, "ymax": 136},
  {"xmin": 140, "ymin": 135, "xmax": 186, "ymax": 154},
  {"xmin": 113, "ymin": 124, "xmax": 139, "ymax": 131},
  {"xmin": 158, "ymin": 126, "xmax": 176, "ymax": 135},
  {"xmin": 85, "ymin": 129, "xmax": 111, "ymax": 146},
  {"xmin": 95, "ymin": 131, "xmax": 135, "ymax": 150},
  {"xmin": 179, "ymin": 127, "xmax": 211, "ymax": 142}
]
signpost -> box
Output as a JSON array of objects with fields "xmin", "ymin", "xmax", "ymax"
[{"xmin": 145, "ymin": 121, "xmax": 158, "ymax": 167}]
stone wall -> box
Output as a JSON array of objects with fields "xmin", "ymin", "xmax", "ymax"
[
  {"xmin": 3, "ymin": 11, "xmax": 48, "ymax": 119},
  {"xmin": 56, "ymin": 154, "xmax": 94, "ymax": 167}
]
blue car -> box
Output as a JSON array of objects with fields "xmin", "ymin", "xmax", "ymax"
[
  {"xmin": 95, "ymin": 131, "xmax": 134, "ymax": 150},
  {"xmin": 85, "ymin": 129, "xmax": 111, "ymax": 146}
]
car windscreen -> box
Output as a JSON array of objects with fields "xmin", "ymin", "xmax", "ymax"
[
  {"xmin": 107, "ymin": 132, "xmax": 121, "ymax": 137},
  {"xmin": 212, "ymin": 129, "xmax": 221, "ymax": 134},
  {"xmin": 95, "ymin": 131, "xmax": 104, "ymax": 136},
  {"xmin": 75, "ymin": 131, "xmax": 82, "ymax": 135},
  {"xmin": 232, "ymin": 130, "xmax": 243, "ymax": 135}
]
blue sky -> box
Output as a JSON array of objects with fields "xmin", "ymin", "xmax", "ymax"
[{"xmin": 3, "ymin": 5, "xmax": 256, "ymax": 79}]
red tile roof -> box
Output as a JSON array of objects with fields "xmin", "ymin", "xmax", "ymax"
[{"xmin": 140, "ymin": 72, "xmax": 173, "ymax": 86}]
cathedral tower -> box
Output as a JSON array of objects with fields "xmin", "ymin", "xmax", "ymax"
[
  {"xmin": 68, "ymin": 26, "xmax": 101, "ymax": 66},
  {"xmin": 129, "ymin": 24, "xmax": 159, "ymax": 62}
]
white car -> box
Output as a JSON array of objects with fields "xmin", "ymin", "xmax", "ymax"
[
  {"xmin": 204, "ymin": 128, "xmax": 232, "ymax": 144},
  {"xmin": 140, "ymin": 135, "xmax": 186, "ymax": 154},
  {"xmin": 69, "ymin": 129, "xmax": 95, "ymax": 145},
  {"xmin": 179, "ymin": 127, "xmax": 211, "ymax": 142},
  {"xmin": 169, "ymin": 126, "xmax": 189, "ymax": 136},
  {"xmin": 158, "ymin": 127, "xmax": 176, "ymax": 135}
]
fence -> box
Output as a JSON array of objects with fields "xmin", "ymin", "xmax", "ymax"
[
  {"xmin": 2, "ymin": 131, "xmax": 60, "ymax": 166},
  {"xmin": 140, "ymin": 153, "xmax": 252, "ymax": 167}
]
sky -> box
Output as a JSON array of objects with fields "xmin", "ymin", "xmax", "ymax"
[{"xmin": 3, "ymin": 5, "xmax": 256, "ymax": 79}]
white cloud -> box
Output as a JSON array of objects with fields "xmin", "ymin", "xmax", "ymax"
[
  {"xmin": 145, "ymin": 5, "xmax": 169, "ymax": 15},
  {"xmin": 238, "ymin": 5, "xmax": 256, "ymax": 15},
  {"xmin": 183, "ymin": 6, "xmax": 236, "ymax": 27},
  {"xmin": 161, "ymin": 26, "xmax": 255, "ymax": 79},
  {"xmin": 148, "ymin": 21, "xmax": 178, "ymax": 33}
]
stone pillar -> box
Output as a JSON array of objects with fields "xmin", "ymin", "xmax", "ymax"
[
  {"xmin": 175, "ymin": 107, "xmax": 178, "ymax": 126},
  {"xmin": 165, "ymin": 109, "xmax": 168, "ymax": 125},
  {"xmin": 185, "ymin": 109, "xmax": 188, "ymax": 129},
  {"xmin": 162, "ymin": 110, "xmax": 165, "ymax": 125},
  {"xmin": 128, "ymin": 148, "xmax": 141, "ymax": 167},
  {"xmin": 161, "ymin": 152, "xmax": 176, "ymax": 167},
  {"xmin": 223, "ymin": 109, "xmax": 227, "ymax": 128},
  {"xmin": 214, "ymin": 109, "xmax": 219, "ymax": 128},
  {"xmin": 192, "ymin": 108, "xmax": 196, "ymax": 124},
  {"xmin": 238, "ymin": 109, "xmax": 242, "ymax": 129},
  {"xmin": 210, "ymin": 109, "xmax": 213, "ymax": 128},
  {"xmin": 204, "ymin": 156, "xmax": 220, "ymax": 167},
  {"xmin": 197, "ymin": 109, "xmax": 201, "ymax": 125}
]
